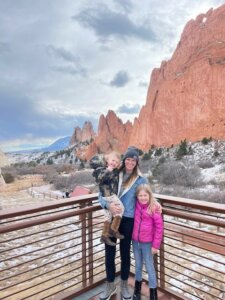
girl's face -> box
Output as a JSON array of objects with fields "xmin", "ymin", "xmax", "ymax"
[
  {"xmin": 124, "ymin": 157, "xmax": 137, "ymax": 173},
  {"xmin": 107, "ymin": 156, "xmax": 120, "ymax": 169},
  {"xmin": 137, "ymin": 190, "xmax": 150, "ymax": 205}
]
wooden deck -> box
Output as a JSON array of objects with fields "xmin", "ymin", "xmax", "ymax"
[{"xmin": 76, "ymin": 277, "xmax": 182, "ymax": 300}]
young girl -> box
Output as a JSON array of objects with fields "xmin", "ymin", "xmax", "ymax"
[
  {"xmin": 92, "ymin": 151, "xmax": 124, "ymax": 246},
  {"xmin": 132, "ymin": 184, "xmax": 163, "ymax": 300}
]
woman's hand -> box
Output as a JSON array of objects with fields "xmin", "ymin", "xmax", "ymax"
[
  {"xmin": 152, "ymin": 247, "xmax": 158, "ymax": 255},
  {"xmin": 109, "ymin": 202, "xmax": 122, "ymax": 214}
]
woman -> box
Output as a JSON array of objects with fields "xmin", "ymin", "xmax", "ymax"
[{"xmin": 98, "ymin": 147, "xmax": 160, "ymax": 300}]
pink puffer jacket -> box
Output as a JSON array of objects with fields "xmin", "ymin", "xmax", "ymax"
[{"xmin": 132, "ymin": 200, "xmax": 163, "ymax": 249}]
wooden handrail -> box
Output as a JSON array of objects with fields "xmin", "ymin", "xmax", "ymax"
[
  {"xmin": 0, "ymin": 193, "xmax": 98, "ymax": 219},
  {"xmin": 154, "ymin": 193, "xmax": 225, "ymax": 213},
  {"xmin": 163, "ymin": 207, "xmax": 225, "ymax": 227},
  {"xmin": 1, "ymin": 193, "xmax": 225, "ymax": 219},
  {"xmin": 0, "ymin": 205, "xmax": 101, "ymax": 234}
]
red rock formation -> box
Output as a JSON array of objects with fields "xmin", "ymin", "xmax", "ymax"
[
  {"xmin": 129, "ymin": 5, "xmax": 225, "ymax": 150},
  {"xmin": 85, "ymin": 110, "xmax": 133, "ymax": 159},
  {"xmin": 70, "ymin": 121, "xmax": 96, "ymax": 145},
  {"xmin": 81, "ymin": 4, "xmax": 225, "ymax": 159},
  {"xmin": 82, "ymin": 121, "xmax": 95, "ymax": 142},
  {"xmin": 70, "ymin": 127, "xmax": 82, "ymax": 145}
]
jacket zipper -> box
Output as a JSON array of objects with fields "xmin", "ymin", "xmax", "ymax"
[{"xmin": 137, "ymin": 205, "xmax": 143, "ymax": 242}]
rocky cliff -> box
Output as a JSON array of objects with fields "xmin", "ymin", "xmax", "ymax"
[
  {"xmin": 129, "ymin": 5, "xmax": 225, "ymax": 150},
  {"xmin": 84, "ymin": 4, "xmax": 225, "ymax": 158},
  {"xmin": 85, "ymin": 110, "xmax": 132, "ymax": 159},
  {"xmin": 0, "ymin": 150, "xmax": 9, "ymax": 186},
  {"xmin": 70, "ymin": 121, "xmax": 96, "ymax": 145},
  {"xmin": 0, "ymin": 150, "xmax": 9, "ymax": 167},
  {"xmin": 0, "ymin": 167, "xmax": 6, "ymax": 186}
]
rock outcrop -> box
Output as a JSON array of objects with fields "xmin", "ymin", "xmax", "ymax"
[
  {"xmin": 84, "ymin": 110, "xmax": 133, "ymax": 159},
  {"xmin": 129, "ymin": 5, "xmax": 225, "ymax": 150},
  {"xmin": 0, "ymin": 168, "xmax": 5, "ymax": 186},
  {"xmin": 70, "ymin": 121, "xmax": 96, "ymax": 145},
  {"xmin": 0, "ymin": 150, "xmax": 9, "ymax": 168},
  {"xmin": 0, "ymin": 150, "xmax": 9, "ymax": 186},
  {"xmin": 82, "ymin": 4, "xmax": 225, "ymax": 158}
]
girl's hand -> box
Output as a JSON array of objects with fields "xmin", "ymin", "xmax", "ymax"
[
  {"xmin": 107, "ymin": 165, "xmax": 114, "ymax": 171},
  {"xmin": 109, "ymin": 202, "xmax": 122, "ymax": 214},
  {"xmin": 152, "ymin": 247, "xmax": 158, "ymax": 255}
]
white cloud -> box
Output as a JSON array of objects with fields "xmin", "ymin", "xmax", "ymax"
[{"xmin": 0, "ymin": 0, "xmax": 223, "ymax": 151}]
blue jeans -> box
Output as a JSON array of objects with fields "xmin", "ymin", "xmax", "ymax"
[{"xmin": 132, "ymin": 241, "xmax": 157, "ymax": 288}]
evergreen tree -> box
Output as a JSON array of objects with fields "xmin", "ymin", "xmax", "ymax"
[{"xmin": 176, "ymin": 139, "xmax": 188, "ymax": 160}]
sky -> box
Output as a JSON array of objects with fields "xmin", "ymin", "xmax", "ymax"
[{"xmin": 0, "ymin": 0, "xmax": 224, "ymax": 152}]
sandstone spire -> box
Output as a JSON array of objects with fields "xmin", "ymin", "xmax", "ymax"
[
  {"xmin": 85, "ymin": 110, "xmax": 133, "ymax": 159},
  {"xmin": 70, "ymin": 121, "xmax": 96, "ymax": 146},
  {"xmin": 129, "ymin": 4, "xmax": 225, "ymax": 150}
]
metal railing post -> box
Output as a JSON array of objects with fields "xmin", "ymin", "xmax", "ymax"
[
  {"xmin": 159, "ymin": 205, "xmax": 165, "ymax": 289},
  {"xmin": 81, "ymin": 202, "xmax": 87, "ymax": 287},
  {"xmin": 88, "ymin": 209, "xmax": 93, "ymax": 284}
]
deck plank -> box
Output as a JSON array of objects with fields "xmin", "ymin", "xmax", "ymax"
[{"xmin": 87, "ymin": 277, "xmax": 179, "ymax": 300}]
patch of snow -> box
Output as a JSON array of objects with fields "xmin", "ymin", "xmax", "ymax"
[{"xmin": 201, "ymin": 164, "xmax": 223, "ymax": 183}]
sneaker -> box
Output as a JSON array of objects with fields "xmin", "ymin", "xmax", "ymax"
[
  {"xmin": 99, "ymin": 281, "xmax": 117, "ymax": 300},
  {"xmin": 121, "ymin": 280, "xmax": 132, "ymax": 300}
]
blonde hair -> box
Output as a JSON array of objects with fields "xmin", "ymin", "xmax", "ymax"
[
  {"xmin": 136, "ymin": 184, "xmax": 157, "ymax": 214},
  {"xmin": 105, "ymin": 151, "xmax": 121, "ymax": 160},
  {"xmin": 105, "ymin": 151, "xmax": 121, "ymax": 163}
]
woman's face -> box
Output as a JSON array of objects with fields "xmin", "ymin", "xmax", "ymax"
[{"xmin": 124, "ymin": 157, "xmax": 137, "ymax": 173}]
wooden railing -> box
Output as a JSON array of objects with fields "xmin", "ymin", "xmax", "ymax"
[
  {"xmin": 146, "ymin": 194, "xmax": 225, "ymax": 300},
  {"xmin": 0, "ymin": 194, "xmax": 224, "ymax": 300}
]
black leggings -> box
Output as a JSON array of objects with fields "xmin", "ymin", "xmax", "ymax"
[{"xmin": 105, "ymin": 216, "xmax": 134, "ymax": 282}]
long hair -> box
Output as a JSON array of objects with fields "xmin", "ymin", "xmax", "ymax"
[
  {"xmin": 119, "ymin": 160, "xmax": 139, "ymax": 188},
  {"xmin": 136, "ymin": 184, "xmax": 157, "ymax": 214}
]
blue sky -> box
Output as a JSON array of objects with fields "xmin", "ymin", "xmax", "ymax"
[{"xmin": 0, "ymin": 0, "xmax": 224, "ymax": 152}]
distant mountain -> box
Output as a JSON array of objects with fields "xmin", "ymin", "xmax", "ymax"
[
  {"xmin": 41, "ymin": 136, "xmax": 70, "ymax": 152},
  {"xmin": 6, "ymin": 136, "xmax": 71, "ymax": 154}
]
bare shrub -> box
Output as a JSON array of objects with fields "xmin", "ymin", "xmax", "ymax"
[
  {"xmin": 173, "ymin": 187, "xmax": 225, "ymax": 204},
  {"xmin": 198, "ymin": 161, "xmax": 214, "ymax": 169},
  {"xmin": 34, "ymin": 165, "xmax": 57, "ymax": 175},
  {"xmin": 4, "ymin": 163, "xmax": 59, "ymax": 177},
  {"xmin": 153, "ymin": 184, "xmax": 225, "ymax": 204},
  {"xmin": 53, "ymin": 175, "xmax": 69, "ymax": 190},
  {"xmin": 16, "ymin": 165, "xmax": 37, "ymax": 175},
  {"xmin": 178, "ymin": 166, "xmax": 202, "ymax": 187},
  {"xmin": 52, "ymin": 170, "xmax": 95, "ymax": 191},
  {"xmin": 155, "ymin": 162, "xmax": 202, "ymax": 187},
  {"xmin": 55, "ymin": 164, "xmax": 76, "ymax": 174},
  {"xmin": 154, "ymin": 162, "xmax": 185, "ymax": 185},
  {"xmin": 140, "ymin": 160, "xmax": 157, "ymax": 174},
  {"xmin": 43, "ymin": 170, "xmax": 58, "ymax": 184},
  {"xmin": 2, "ymin": 172, "xmax": 15, "ymax": 183},
  {"xmin": 190, "ymin": 190, "xmax": 225, "ymax": 203},
  {"xmin": 208, "ymin": 179, "xmax": 218, "ymax": 185},
  {"xmin": 2, "ymin": 166, "xmax": 18, "ymax": 178}
]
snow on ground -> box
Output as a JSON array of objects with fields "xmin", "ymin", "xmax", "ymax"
[{"xmin": 201, "ymin": 164, "xmax": 224, "ymax": 183}]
